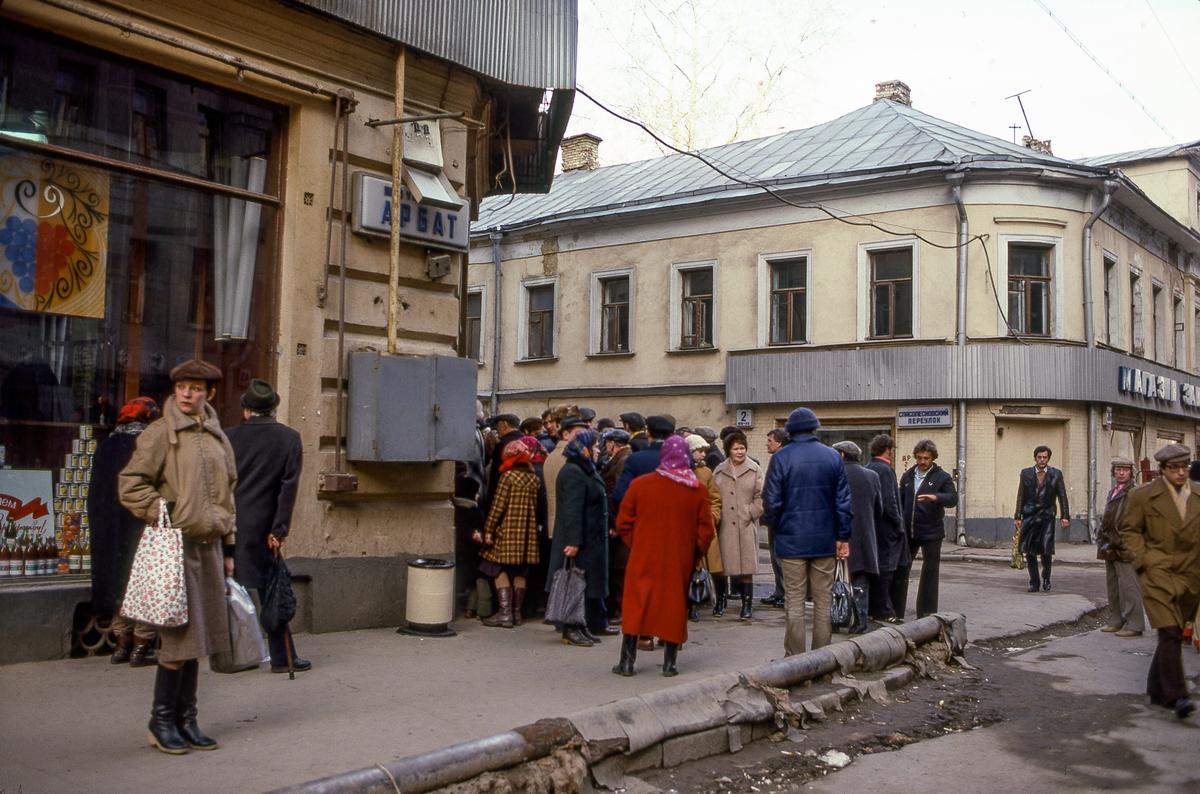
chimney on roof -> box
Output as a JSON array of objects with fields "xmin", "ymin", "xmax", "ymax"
[
  {"xmin": 560, "ymin": 133, "xmax": 602, "ymax": 172},
  {"xmin": 874, "ymin": 80, "xmax": 911, "ymax": 106},
  {"xmin": 1021, "ymin": 135, "xmax": 1054, "ymax": 156}
]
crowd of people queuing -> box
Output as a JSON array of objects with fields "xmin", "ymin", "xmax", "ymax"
[{"xmin": 459, "ymin": 402, "xmax": 956, "ymax": 677}]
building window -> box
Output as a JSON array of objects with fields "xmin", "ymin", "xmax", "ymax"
[
  {"xmin": 1007, "ymin": 244, "xmax": 1052, "ymax": 336},
  {"xmin": 1130, "ymin": 273, "xmax": 1144, "ymax": 355},
  {"xmin": 680, "ymin": 266, "xmax": 714, "ymax": 349},
  {"xmin": 869, "ymin": 248, "xmax": 913, "ymax": 338},
  {"xmin": 526, "ymin": 283, "xmax": 555, "ymax": 359},
  {"xmin": 1174, "ymin": 293, "xmax": 1184, "ymax": 369},
  {"xmin": 769, "ymin": 257, "xmax": 808, "ymax": 345},
  {"xmin": 1103, "ymin": 255, "xmax": 1117, "ymax": 346},
  {"xmin": 1152, "ymin": 283, "xmax": 1163, "ymax": 361},
  {"xmin": 599, "ymin": 275, "xmax": 630, "ymax": 353},
  {"xmin": 465, "ymin": 288, "xmax": 483, "ymax": 362}
]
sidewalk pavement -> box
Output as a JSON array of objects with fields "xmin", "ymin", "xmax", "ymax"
[{"xmin": 0, "ymin": 557, "xmax": 1110, "ymax": 793}]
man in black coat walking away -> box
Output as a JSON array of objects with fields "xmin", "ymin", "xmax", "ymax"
[
  {"xmin": 898, "ymin": 439, "xmax": 958, "ymax": 618},
  {"xmin": 1014, "ymin": 445, "xmax": 1070, "ymax": 592},
  {"xmin": 832, "ymin": 441, "xmax": 881, "ymax": 633},
  {"xmin": 865, "ymin": 434, "xmax": 907, "ymax": 623},
  {"xmin": 226, "ymin": 379, "xmax": 310, "ymax": 673}
]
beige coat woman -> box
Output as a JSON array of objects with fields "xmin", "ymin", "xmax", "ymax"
[
  {"xmin": 120, "ymin": 397, "xmax": 236, "ymax": 663},
  {"xmin": 713, "ymin": 458, "xmax": 764, "ymax": 577}
]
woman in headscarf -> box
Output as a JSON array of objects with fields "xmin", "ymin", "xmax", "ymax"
[
  {"xmin": 477, "ymin": 437, "xmax": 546, "ymax": 628},
  {"xmin": 614, "ymin": 436, "xmax": 716, "ymax": 677},
  {"xmin": 547, "ymin": 429, "xmax": 609, "ymax": 647},
  {"xmin": 90, "ymin": 397, "xmax": 162, "ymax": 666}
]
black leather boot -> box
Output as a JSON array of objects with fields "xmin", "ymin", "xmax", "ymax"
[
  {"xmin": 147, "ymin": 666, "xmax": 189, "ymax": 755},
  {"xmin": 712, "ymin": 591, "xmax": 726, "ymax": 618},
  {"xmin": 662, "ymin": 642, "xmax": 679, "ymax": 677},
  {"xmin": 111, "ymin": 632, "xmax": 133, "ymax": 664},
  {"xmin": 612, "ymin": 634, "xmax": 638, "ymax": 676},
  {"xmin": 176, "ymin": 660, "xmax": 218, "ymax": 750},
  {"xmin": 129, "ymin": 639, "xmax": 158, "ymax": 668},
  {"xmin": 739, "ymin": 583, "xmax": 753, "ymax": 621},
  {"xmin": 481, "ymin": 587, "xmax": 514, "ymax": 628},
  {"xmin": 561, "ymin": 626, "xmax": 594, "ymax": 647},
  {"xmin": 1026, "ymin": 555, "xmax": 1040, "ymax": 592},
  {"xmin": 687, "ymin": 604, "xmax": 700, "ymax": 622},
  {"xmin": 1041, "ymin": 556, "xmax": 1052, "ymax": 591}
]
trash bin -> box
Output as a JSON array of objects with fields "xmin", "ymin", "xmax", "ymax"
[{"xmin": 397, "ymin": 557, "xmax": 456, "ymax": 637}]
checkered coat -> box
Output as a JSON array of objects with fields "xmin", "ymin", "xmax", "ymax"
[{"xmin": 481, "ymin": 468, "xmax": 544, "ymax": 566}]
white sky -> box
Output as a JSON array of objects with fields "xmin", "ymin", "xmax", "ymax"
[{"xmin": 566, "ymin": 0, "xmax": 1200, "ymax": 166}]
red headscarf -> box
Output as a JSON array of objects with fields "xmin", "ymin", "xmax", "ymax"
[
  {"xmin": 499, "ymin": 438, "xmax": 534, "ymax": 473},
  {"xmin": 519, "ymin": 434, "xmax": 546, "ymax": 465},
  {"xmin": 117, "ymin": 396, "xmax": 160, "ymax": 425}
]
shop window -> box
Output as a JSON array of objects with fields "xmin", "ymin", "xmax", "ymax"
[
  {"xmin": 1103, "ymin": 255, "xmax": 1117, "ymax": 346},
  {"xmin": 869, "ymin": 248, "xmax": 913, "ymax": 339},
  {"xmin": 1007, "ymin": 244, "xmax": 1052, "ymax": 336},
  {"xmin": 681, "ymin": 268, "xmax": 714, "ymax": 349},
  {"xmin": 465, "ymin": 288, "xmax": 483, "ymax": 362},
  {"xmin": 597, "ymin": 274, "xmax": 631, "ymax": 353},
  {"xmin": 768, "ymin": 257, "xmax": 807, "ymax": 345},
  {"xmin": 0, "ymin": 47, "xmax": 14, "ymax": 129},
  {"xmin": 525, "ymin": 282, "xmax": 555, "ymax": 359}
]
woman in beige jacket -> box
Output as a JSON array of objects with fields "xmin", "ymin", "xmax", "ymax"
[
  {"xmin": 687, "ymin": 433, "xmax": 722, "ymax": 619},
  {"xmin": 120, "ymin": 359, "xmax": 237, "ymax": 755},
  {"xmin": 712, "ymin": 431, "xmax": 764, "ymax": 621}
]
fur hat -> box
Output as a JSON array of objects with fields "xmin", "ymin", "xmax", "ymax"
[{"xmin": 686, "ymin": 434, "xmax": 710, "ymax": 453}]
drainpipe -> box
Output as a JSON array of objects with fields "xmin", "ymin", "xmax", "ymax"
[
  {"xmin": 489, "ymin": 230, "xmax": 504, "ymax": 417},
  {"xmin": 1083, "ymin": 180, "xmax": 1119, "ymax": 542},
  {"xmin": 948, "ymin": 172, "xmax": 968, "ymax": 546}
]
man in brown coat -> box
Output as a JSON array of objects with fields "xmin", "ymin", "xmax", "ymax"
[
  {"xmin": 1119, "ymin": 443, "xmax": 1200, "ymax": 719},
  {"xmin": 1096, "ymin": 456, "xmax": 1144, "ymax": 637}
]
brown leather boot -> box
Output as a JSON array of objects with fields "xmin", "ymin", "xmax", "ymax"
[
  {"xmin": 481, "ymin": 587, "xmax": 514, "ymax": 628},
  {"xmin": 512, "ymin": 588, "xmax": 526, "ymax": 626},
  {"xmin": 130, "ymin": 639, "xmax": 159, "ymax": 668},
  {"xmin": 111, "ymin": 632, "xmax": 133, "ymax": 664}
]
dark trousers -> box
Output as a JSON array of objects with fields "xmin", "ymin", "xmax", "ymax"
[
  {"xmin": 257, "ymin": 587, "xmax": 297, "ymax": 667},
  {"xmin": 849, "ymin": 572, "xmax": 870, "ymax": 632},
  {"xmin": 608, "ymin": 536, "xmax": 628, "ymax": 619},
  {"xmin": 890, "ymin": 562, "xmax": 911, "ymax": 620},
  {"xmin": 1026, "ymin": 554, "xmax": 1053, "ymax": 586},
  {"xmin": 586, "ymin": 596, "xmax": 608, "ymax": 633},
  {"xmin": 1148, "ymin": 626, "xmax": 1188, "ymax": 705},
  {"xmin": 869, "ymin": 571, "xmax": 895, "ymax": 618},
  {"xmin": 766, "ymin": 524, "xmax": 785, "ymax": 597},
  {"xmin": 912, "ymin": 539, "xmax": 941, "ymax": 618}
]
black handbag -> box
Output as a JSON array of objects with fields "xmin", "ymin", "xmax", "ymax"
[
  {"xmin": 830, "ymin": 559, "xmax": 852, "ymax": 629},
  {"xmin": 260, "ymin": 552, "xmax": 297, "ymax": 635},
  {"xmin": 688, "ymin": 565, "xmax": 715, "ymax": 606}
]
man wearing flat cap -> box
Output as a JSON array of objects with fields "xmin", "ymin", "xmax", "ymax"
[
  {"xmin": 1096, "ymin": 456, "xmax": 1144, "ymax": 638},
  {"xmin": 225, "ymin": 379, "xmax": 309, "ymax": 673},
  {"xmin": 1120, "ymin": 443, "xmax": 1200, "ymax": 719},
  {"xmin": 1013, "ymin": 445, "xmax": 1070, "ymax": 592}
]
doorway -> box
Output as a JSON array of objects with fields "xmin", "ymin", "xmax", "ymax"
[{"xmin": 994, "ymin": 418, "xmax": 1067, "ymax": 518}]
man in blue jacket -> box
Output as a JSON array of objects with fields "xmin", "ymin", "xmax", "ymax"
[
  {"xmin": 762, "ymin": 407, "xmax": 852, "ymax": 656},
  {"xmin": 611, "ymin": 414, "xmax": 674, "ymax": 506}
]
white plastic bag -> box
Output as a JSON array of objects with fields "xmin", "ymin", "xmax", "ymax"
[{"xmin": 210, "ymin": 577, "xmax": 270, "ymax": 673}]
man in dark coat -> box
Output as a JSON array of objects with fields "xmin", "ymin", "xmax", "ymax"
[
  {"xmin": 612, "ymin": 415, "xmax": 674, "ymax": 505},
  {"xmin": 759, "ymin": 428, "xmax": 790, "ymax": 608},
  {"xmin": 225, "ymin": 379, "xmax": 309, "ymax": 673},
  {"xmin": 899, "ymin": 438, "xmax": 958, "ymax": 618},
  {"xmin": 484, "ymin": 414, "xmax": 522, "ymax": 511},
  {"xmin": 621, "ymin": 411, "xmax": 650, "ymax": 452},
  {"xmin": 601, "ymin": 429, "xmax": 633, "ymax": 623},
  {"xmin": 833, "ymin": 441, "xmax": 881, "ymax": 633},
  {"xmin": 89, "ymin": 396, "xmax": 161, "ymax": 666},
  {"xmin": 762, "ymin": 407, "xmax": 852, "ymax": 656},
  {"xmin": 1013, "ymin": 444, "xmax": 1070, "ymax": 592},
  {"xmin": 1097, "ymin": 456, "xmax": 1143, "ymax": 637},
  {"xmin": 865, "ymin": 434, "xmax": 907, "ymax": 622}
]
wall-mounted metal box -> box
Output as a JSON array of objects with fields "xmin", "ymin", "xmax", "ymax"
[{"xmin": 347, "ymin": 352, "xmax": 477, "ymax": 463}]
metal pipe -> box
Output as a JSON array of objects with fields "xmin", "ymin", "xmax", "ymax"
[
  {"xmin": 489, "ymin": 230, "xmax": 504, "ymax": 417},
  {"xmin": 334, "ymin": 104, "xmax": 351, "ymax": 472},
  {"xmin": 387, "ymin": 47, "xmax": 406, "ymax": 356},
  {"xmin": 37, "ymin": 0, "xmax": 347, "ymax": 102},
  {"xmin": 318, "ymin": 99, "xmax": 344, "ymax": 307},
  {"xmin": 366, "ymin": 111, "xmax": 467, "ymax": 128},
  {"xmin": 948, "ymin": 172, "xmax": 969, "ymax": 546},
  {"xmin": 0, "ymin": 133, "xmax": 280, "ymax": 205},
  {"xmin": 1083, "ymin": 180, "xmax": 1118, "ymax": 540}
]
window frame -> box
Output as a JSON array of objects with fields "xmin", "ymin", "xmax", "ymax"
[
  {"xmin": 516, "ymin": 276, "xmax": 558, "ymax": 361},
  {"xmin": 857, "ymin": 239, "xmax": 918, "ymax": 341},
  {"xmin": 1130, "ymin": 269, "xmax": 1145, "ymax": 355},
  {"xmin": 589, "ymin": 268, "xmax": 635, "ymax": 355},
  {"xmin": 669, "ymin": 259, "xmax": 719, "ymax": 351},
  {"xmin": 756, "ymin": 249, "xmax": 812, "ymax": 347},
  {"xmin": 1173, "ymin": 291, "xmax": 1185, "ymax": 370},
  {"xmin": 997, "ymin": 234, "xmax": 1063, "ymax": 338},
  {"xmin": 1151, "ymin": 281, "xmax": 1165, "ymax": 362},
  {"xmin": 1102, "ymin": 251, "xmax": 1119, "ymax": 348},
  {"xmin": 465, "ymin": 285, "xmax": 485, "ymax": 363}
]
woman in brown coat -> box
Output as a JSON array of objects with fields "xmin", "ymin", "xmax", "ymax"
[
  {"xmin": 119, "ymin": 359, "xmax": 236, "ymax": 754},
  {"xmin": 712, "ymin": 431, "xmax": 764, "ymax": 621},
  {"xmin": 687, "ymin": 433, "xmax": 722, "ymax": 620},
  {"xmin": 1119, "ymin": 443, "xmax": 1200, "ymax": 719},
  {"xmin": 478, "ymin": 437, "xmax": 546, "ymax": 628}
]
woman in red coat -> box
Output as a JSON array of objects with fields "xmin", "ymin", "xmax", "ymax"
[{"xmin": 614, "ymin": 435, "xmax": 715, "ymax": 677}]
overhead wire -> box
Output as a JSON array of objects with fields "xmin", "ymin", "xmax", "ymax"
[{"xmin": 1142, "ymin": 0, "xmax": 1200, "ymax": 99}]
